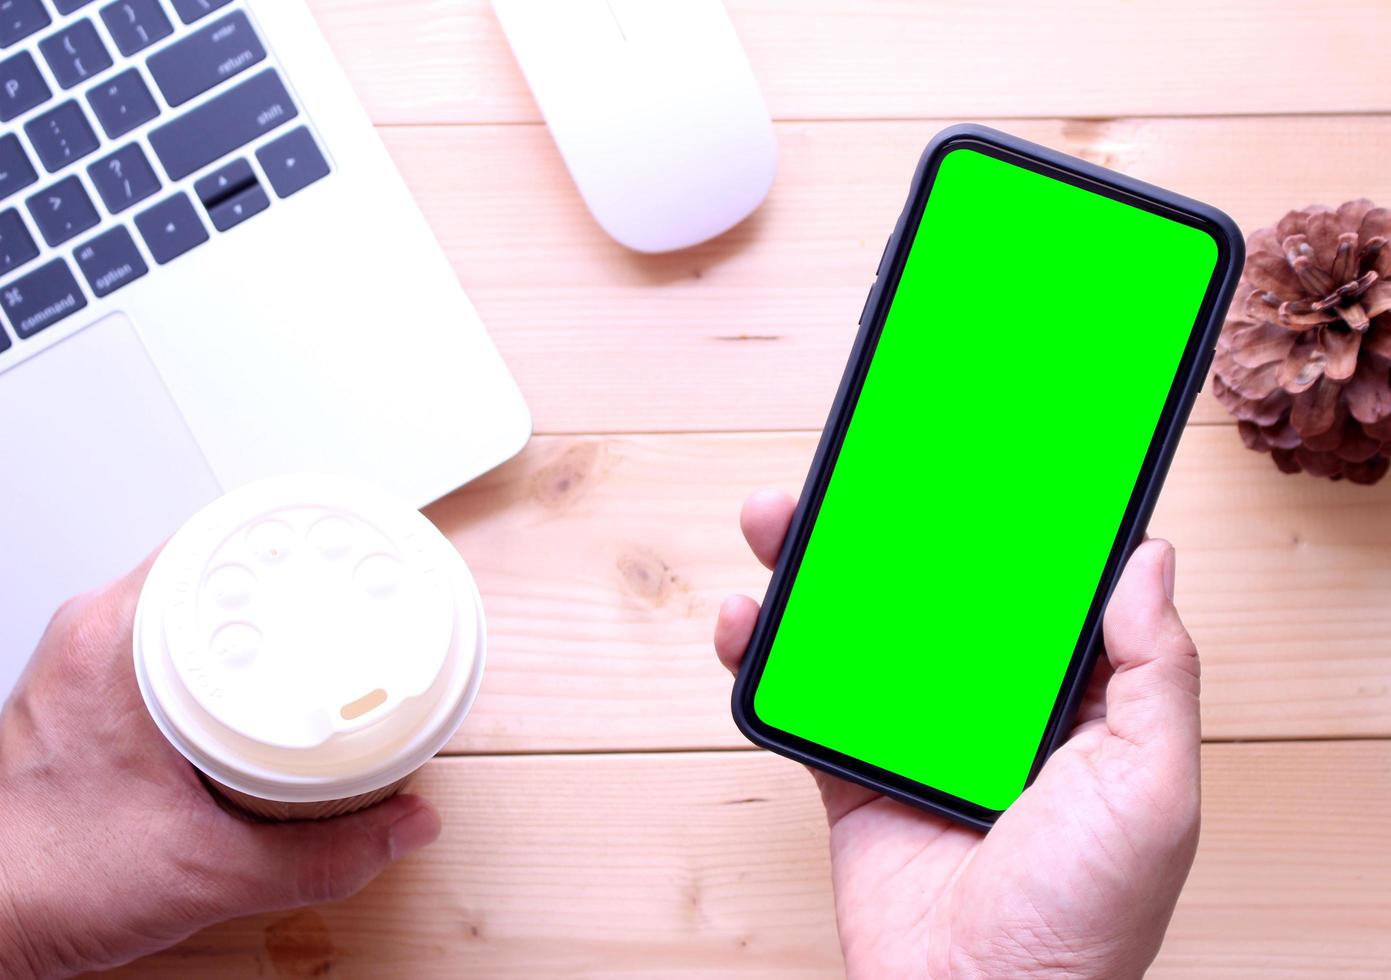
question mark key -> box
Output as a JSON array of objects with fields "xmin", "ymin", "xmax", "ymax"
[{"xmin": 86, "ymin": 143, "xmax": 160, "ymax": 213}]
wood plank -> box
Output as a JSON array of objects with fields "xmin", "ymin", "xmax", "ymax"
[
  {"xmin": 381, "ymin": 116, "xmax": 1391, "ymax": 434},
  {"xmin": 109, "ymin": 742, "xmax": 1391, "ymax": 978},
  {"xmin": 427, "ymin": 427, "xmax": 1391, "ymax": 755},
  {"xmin": 307, "ymin": 0, "xmax": 1391, "ymax": 125},
  {"xmin": 430, "ymin": 432, "xmax": 782, "ymax": 755},
  {"xmin": 1154, "ymin": 427, "xmax": 1391, "ymax": 740},
  {"xmin": 1160, "ymin": 742, "xmax": 1391, "ymax": 979}
]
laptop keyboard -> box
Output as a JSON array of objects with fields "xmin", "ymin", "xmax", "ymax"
[{"xmin": 0, "ymin": 0, "xmax": 330, "ymax": 357}]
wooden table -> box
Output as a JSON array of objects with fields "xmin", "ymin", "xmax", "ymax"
[{"xmin": 116, "ymin": 2, "xmax": 1391, "ymax": 976}]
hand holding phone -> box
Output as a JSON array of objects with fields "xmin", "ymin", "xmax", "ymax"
[
  {"xmin": 733, "ymin": 125, "xmax": 1241, "ymax": 825},
  {"xmin": 716, "ymin": 491, "xmax": 1202, "ymax": 979}
]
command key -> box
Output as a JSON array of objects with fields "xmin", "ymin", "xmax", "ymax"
[{"xmin": 1, "ymin": 258, "xmax": 87, "ymax": 338}]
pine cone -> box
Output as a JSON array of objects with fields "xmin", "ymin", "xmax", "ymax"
[{"xmin": 1213, "ymin": 200, "xmax": 1391, "ymax": 484}]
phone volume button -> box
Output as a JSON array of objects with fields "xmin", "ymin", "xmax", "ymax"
[
  {"xmin": 859, "ymin": 282, "xmax": 878, "ymax": 326},
  {"xmin": 1196, "ymin": 343, "xmax": 1218, "ymax": 392}
]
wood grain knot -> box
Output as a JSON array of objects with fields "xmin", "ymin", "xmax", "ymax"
[
  {"xmin": 529, "ymin": 441, "xmax": 603, "ymax": 510},
  {"xmin": 264, "ymin": 910, "xmax": 335, "ymax": 979},
  {"xmin": 616, "ymin": 548, "xmax": 686, "ymax": 607}
]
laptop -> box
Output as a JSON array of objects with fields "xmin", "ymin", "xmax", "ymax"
[{"xmin": 0, "ymin": 0, "xmax": 532, "ymax": 696}]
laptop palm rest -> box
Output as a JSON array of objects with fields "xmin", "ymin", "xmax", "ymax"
[{"xmin": 0, "ymin": 313, "xmax": 221, "ymax": 697}]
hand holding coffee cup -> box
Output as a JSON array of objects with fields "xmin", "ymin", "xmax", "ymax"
[{"xmin": 0, "ymin": 486, "xmax": 453, "ymax": 976}]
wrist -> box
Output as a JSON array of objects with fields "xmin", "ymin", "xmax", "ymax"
[{"xmin": 0, "ymin": 809, "xmax": 58, "ymax": 980}]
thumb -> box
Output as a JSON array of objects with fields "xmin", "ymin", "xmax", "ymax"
[
  {"xmin": 218, "ymin": 794, "xmax": 442, "ymax": 914},
  {"xmin": 1100, "ymin": 539, "xmax": 1201, "ymax": 754}
]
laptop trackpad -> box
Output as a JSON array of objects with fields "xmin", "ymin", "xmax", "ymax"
[{"xmin": 0, "ymin": 313, "xmax": 221, "ymax": 697}]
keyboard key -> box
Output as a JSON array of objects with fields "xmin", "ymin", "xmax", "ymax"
[
  {"xmin": 26, "ymin": 173, "xmax": 98, "ymax": 245},
  {"xmin": 0, "ymin": 133, "xmax": 37, "ymax": 200},
  {"xmin": 0, "ymin": 258, "xmax": 87, "ymax": 339},
  {"xmin": 149, "ymin": 69, "xmax": 296, "ymax": 180},
  {"xmin": 208, "ymin": 181, "xmax": 266, "ymax": 231},
  {"xmin": 87, "ymin": 141, "xmax": 158, "ymax": 211},
  {"xmin": 257, "ymin": 126, "xmax": 329, "ymax": 199},
  {"xmin": 0, "ymin": 207, "xmax": 37, "ymax": 275},
  {"xmin": 74, "ymin": 224, "xmax": 146, "ymax": 296},
  {"xmin": 86, "ymin": 66, "xmax": 157, "ymax": 137},
  {"xmin": 169, "ymin": 0, "xmax": 230, "ymax": 25},
  {"xmin": 147, "ymin": 10, "xmax": 263, "ymax": 107},
  {"xmin": 192, "ymin": 155, "xmax": 250, "ymax": 201},
  {"xmin": 99, "ymin": 0, "xmax": 171, "ymax": 56},
  {"xmin": 134, "ymin": 191, "xmax": 206, "ymax": 264},
  {"xmin": 0, "ymin": 324, "xmax": 9, "ymax": 353},
  {"xmin": 55, "ymin": 0, "xmax": 100, "ymax": 12},
  {"xmin": 24, "ymin": 99, "xmax": 99, "ymax": 171},
  {"xmin": 0, "ymin": 51, "xmax": 51, "ymax": 121},
  {"xmin": 38, "ymin": 19, "xmax": 112, "ymax": 90},
  {"xmin": 0, "ymin": 0, "xmax": 51, "ymax": 47}
]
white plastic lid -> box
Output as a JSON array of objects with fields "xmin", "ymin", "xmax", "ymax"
[{"xmin": 134, "ymin": 474, "xmax": 485, "ymax": 804}]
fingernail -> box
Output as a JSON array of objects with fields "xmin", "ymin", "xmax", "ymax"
[
  {"xmin": 1162, "ymin": 544, "xmax": 1176, "ymax": 602},
  {"xmin": 388, "ymin": 803, "xmax": 441, "ymax": 861}
]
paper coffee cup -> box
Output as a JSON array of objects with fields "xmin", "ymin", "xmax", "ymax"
[{"xmin": 133, "ymin": 474, "xmax": 485, "ymax": 820}]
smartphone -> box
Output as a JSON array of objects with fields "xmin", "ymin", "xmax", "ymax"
[{"xmin": 731, "ymin": 124, "xmax": 1243, "ymax": 830}]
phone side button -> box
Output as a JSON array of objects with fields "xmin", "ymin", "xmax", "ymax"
[
  {"xmin": 875, "ymin": 235, "xmax": 892, "ymax": 277},
  {"xmin": 1195, "ymin": 344, "xmax": 1218, "ymax": 392},
  {"xmin": 859, "ymin": 283, "xmax": 878, "ymax": 325}
]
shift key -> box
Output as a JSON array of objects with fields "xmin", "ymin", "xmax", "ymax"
[{"xmin": 148, "ymin": 69, "xmax": 297, "ymax": 181}]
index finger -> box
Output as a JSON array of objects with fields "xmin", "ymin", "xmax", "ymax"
[{"xmin": 739, "ymin": 490, "xmax": 796, "ymax": 570}]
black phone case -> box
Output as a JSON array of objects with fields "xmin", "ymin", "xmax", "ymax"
[{"xmin": 731, "ymin": 123, "xmax": 1245, "ymax": 831}]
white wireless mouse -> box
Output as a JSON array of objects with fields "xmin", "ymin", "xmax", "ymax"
[{"xmin": 491, "ymin": 0, "xmax": 777, "ymax": 254}]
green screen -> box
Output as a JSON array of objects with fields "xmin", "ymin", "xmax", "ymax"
[{"xmin": 753, "ymin": 147, "xmax": 1218, "ymax": 812}]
